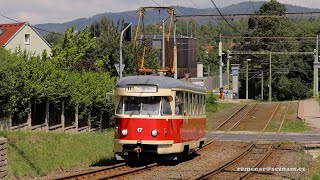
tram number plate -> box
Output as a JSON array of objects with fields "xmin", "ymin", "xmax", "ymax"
[
  {"xmin": 137, "ymin": 128, "xmax": 143, "ymax": 132},
  {"xmin": 125, "ymin": 85, "xmax": 158, "ymax": 93},
  {"xmin": 126, "ymin": 86, "xmax": 135, "ymax": 92}
]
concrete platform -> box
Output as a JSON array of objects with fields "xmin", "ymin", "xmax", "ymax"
[{"xmin": 298, "ymin": 99, "xmax": 320, "ymax": 132}]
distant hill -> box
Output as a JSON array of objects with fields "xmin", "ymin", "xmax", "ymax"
[{"xmin": 34, "ymin": 1, "xmax": 320, "ymax": 35}]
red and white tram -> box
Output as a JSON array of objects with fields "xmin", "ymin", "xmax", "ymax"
[{"xmin": 114, "ymin": 76, "xmax": 206, "ymax": 161}]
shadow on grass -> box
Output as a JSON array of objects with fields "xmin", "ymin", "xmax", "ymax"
[{"xmin": 9, "ymin": 142, "xmax": 40, "ymax": 175}]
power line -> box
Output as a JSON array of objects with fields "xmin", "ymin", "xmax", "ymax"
[
  {"xmin": 87, "ymin": 0, "xmax": 137, "ymax": 20},
  {"xmin": 249, "ymin": 0, "xmax": 257, "ymax": 12},
  {"xmin": 176, "ymin": 11, "xmax": 320, "ymax": 20},
  {"xmin": 0, "ymin": 13, "xmax": 19, "ymax": 23},
  {"xmin": 0, "ymin": 12, "xmax": 63, "ymax": 35},
  {"xmin": 188, "ymin": 0, "xmax": 208, "ymax": 15},
  {"xmin": 151, "ymin": 0, "xmax": 161, "ymax": 7},
  {"xmin": 209, "ymin": 0, "xmax": 242, "ymax": 34},
  {"xmin": 221, "ymin": 35, "xmax": 316, "ymax": 39}
]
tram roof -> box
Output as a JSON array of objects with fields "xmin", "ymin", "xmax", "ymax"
[{"xmin": 116, "ymin": 76, "xmax": 206, "ymax": 93}]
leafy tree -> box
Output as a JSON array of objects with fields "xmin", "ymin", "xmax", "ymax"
[
  {"xmin": 44, "ymin": 32, "xmax": 63, "ymax": 46},
  {"xmin": 51, "ymin": 27, "xmax": 96, "ymax": 70}
]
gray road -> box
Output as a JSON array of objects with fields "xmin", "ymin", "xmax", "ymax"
[{"xmin": 207, "ymin": 132, "xmax": 320, "ymax": 143}]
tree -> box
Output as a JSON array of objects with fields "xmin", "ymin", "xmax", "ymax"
[{"xmin": 51, "ymin": 27, "xmax": 96, "ymax": 70}]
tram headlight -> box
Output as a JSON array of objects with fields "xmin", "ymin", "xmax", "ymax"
[
  {"xmin": 151, "ymin": 129, "xmax": 158, "ymax": 137},
  {"xmin": 122, "ymin": 129, "xmax": 128, "ymax": 136}
]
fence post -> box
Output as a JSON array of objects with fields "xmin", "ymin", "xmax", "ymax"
[
  {"xmin": 75, "ymin": 104, "xmax": 79, "ymax": 131},
  {"xmin": 27, "ymin": 100, "xmax": 32, "ymax": 128},
  {"xmin": 45, "ymin": 98, "xmax": 49, "ymax": 131},
  {"xmin": 61, "ymin": 100, "xmax": 65, "ymax": 131}
]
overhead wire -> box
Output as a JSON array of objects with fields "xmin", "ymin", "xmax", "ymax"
[
  {"xmin": 0, "ymin": 12, "xmax": 63, "ymax": 35},
  {"xmin": 188, "ymin": 0, "xmax": 209, "ymax": 15},
  {"xmin": 249, "ymin": 0, "xmax": 257, "ymax": 12},
  {"xmin": 87, "ymin": 1, "xmax": 137, "ymax": 19},
  {"xmin": 151, "ymin": 0, "xmax": 161, "ymax": 7},
  {"xmin": 209, "ymin": 0, "xmax": 242, "ymax": 35}
]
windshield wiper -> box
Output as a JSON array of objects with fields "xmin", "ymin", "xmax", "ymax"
[
  {"xmin": 130, "ymin": 111, "xmax": 137, "ymax": 117},
  {"xmin": 146, "ymin": 111, "xmax": 151, "ymax": 117}
]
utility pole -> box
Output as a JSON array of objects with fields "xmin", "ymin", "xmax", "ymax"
[
  {"xmin": 246, "ymin": 59, "xmax": 251, "ymax": 100},
  {"xmin": 316, "ymin": 35, "xmax": 319, "ymax": 96},
  {"xmin": 219, "ymin": 34, "xmax": 223, "ymax": 88},
  {"xmin": 269, "ymin": 54, "xmax": 272, "ymax": 102},
  {"xmin": 227, "ymin": 50, "xmax": 230, "ymax": 89},
  {"xmin": 119, "ymin": 23, "xmax": 132, "ymax": 79},
  {"xmin": 162, "ymin": 19, "xmax": 165, "ymax": 70},
  {"xmin": 174, "ymin": 20, "xmax": 178, "ymax": 79},
  {"xmin": 261, "ymin": 70, "xmax": 264, "ymax": 100}
]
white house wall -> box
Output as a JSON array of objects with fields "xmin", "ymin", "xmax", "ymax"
[{"xmin": 5, "ymin": 25, "xmax": 51, "ymax": 57}]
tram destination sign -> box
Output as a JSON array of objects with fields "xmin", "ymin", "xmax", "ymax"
[{"xmin": 125, "ymin": 85, "xmax": 158, "ymax": 93}]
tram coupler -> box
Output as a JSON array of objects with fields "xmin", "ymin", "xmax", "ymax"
[{"xmin": 133, "ymin": 146, "xmax": 142, "ymax": 157}]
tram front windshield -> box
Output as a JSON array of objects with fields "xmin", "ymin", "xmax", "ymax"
[{"xmin": 123, "ymin": 97, "xmax": 161, "ymax": 116}]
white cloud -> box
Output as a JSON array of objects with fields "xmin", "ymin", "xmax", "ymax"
[{"xmin": 0, "ymin": 0, "xmax": 319, "ymax": 24}]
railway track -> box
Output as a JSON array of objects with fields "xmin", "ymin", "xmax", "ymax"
[
  {"xmin": 215, "ymin": 104, "xmax": 258, "ymax": 131},
  {"xmin": 197, "ymin": 102, "xmax": 283, "ymax": 179},
  {"xmin": 191, "ymin": 143, "xmax": 274, "ymax": 180},
  {"xmin": 52, "ymin": 141, "xmax": 214, "ymax": 180},
  {"xmin": 233, "ymin": 103, "xmax": 280, "ymax": 131},
  {"xmin": 216, "ymin": 102, "xmax": 290, "ymax": 132}
]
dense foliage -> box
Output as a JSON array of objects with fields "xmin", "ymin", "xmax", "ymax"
[
  {"xmin": 2, "ymin": 0, "xmax": 320, "ymax": 126},
  {"xmin": 0, "ymin": 41, "xmax": 115, "ymax": 126},
  {"xmin": 178, "ymin": 0, "xmax": 319, "ymax": 100}
]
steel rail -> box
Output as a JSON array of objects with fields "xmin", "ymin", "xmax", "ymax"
[
  {"xmin": 213, "ymin": 104, "xmax": 248, "ymax": 131},
  {"xmin": 191, "ymin": 143, "xmax": 254, "ymax": 180},
  {"xmin": 278, "ymin": 102, "xmax": 290, "ymax": 132},
  {"xmin": 52, "ymin": 163, "xmax": 126, "ymax": 180},
  {"xmin": 53, "ymin": 141, "xmax": 214, "ymax": 179},
  {"xmin": 240, "ymin": 145, "xmax": 274, "ymax": 179},
  {"xmin": 94, "ymin": 141, "xmax": 215, "ymax": 179},
  {"xmin": 228, "ymin": 104, "xmax": 258, "ymax": 131},
  {"xmin": 95, "ymin": 163, "xmax": 158, "ymax": 180},
  {"xmin": 261, "ymin": 103, "xmax": 281, "ymax": 132}
]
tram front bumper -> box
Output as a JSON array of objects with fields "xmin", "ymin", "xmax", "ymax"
[{"xmin": 114, "ymin": 139, "xmax": 182, "ymax": 154}]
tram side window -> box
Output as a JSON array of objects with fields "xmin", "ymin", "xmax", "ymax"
[
  {"xmin": 175, "ymin": 92, "xmax": 184, "ymax": 115},
  {"xmin": 199, "ymin": 95, "xmax": 202, "ymax": 115},
  {"xmin": 183, "ymin": 93, "xmax": 186, "ymax": 115},
  {"xmin": 124, "ymin": 97, "xmax": 140, "ymax": 115},
  {"xmin": 188, "ymin": 93, "xmax": 192, "ymax": 116},
  {"xmin": 195, "ymin": 94, "xmax": 198, "ymax": 115},
  {"xmin": 203, "ymin": 95, "xmax": 206, "ymax": 114},
  {"xmin": 192, "ymin": 94, "xmax": 195, "ymax": 115},
  {"xmin": 116, "ymin": 97, "xmax": 124, "ymax": 114},
  {"xmin": 162, "ymin": 97, "xmax": 172, "ymax": 116}
]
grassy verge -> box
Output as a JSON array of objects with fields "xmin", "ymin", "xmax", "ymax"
[
  {"xmin": 0, "ymin": 130, "xmax": 114, "ymax": 179},
  {"xmin": 281, "ymin": 119, "xmax": 309, "ymax": 132}
]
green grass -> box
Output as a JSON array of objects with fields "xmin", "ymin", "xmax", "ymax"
[
  {"xmin": 0, "ymin": 130, "xmax": 114, "ymax": 179},
  {"xmin": 281, "ymin": 119, "xmax": 310, "ymax": 132}
]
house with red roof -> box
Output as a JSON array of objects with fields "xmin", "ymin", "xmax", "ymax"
[{"xmin": 0, "ymin": 22, "xmax": 51, "ymax": 57}]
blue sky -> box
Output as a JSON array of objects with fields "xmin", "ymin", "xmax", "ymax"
[{"xmin": 0, "ymin": 0, "xmax": 319, "ymax": 24}]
